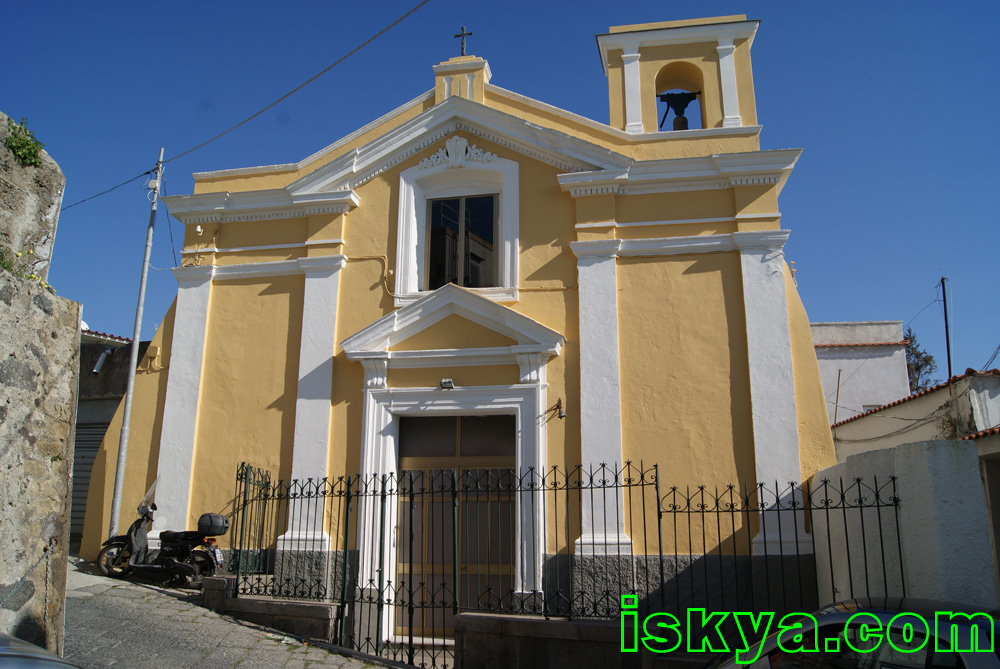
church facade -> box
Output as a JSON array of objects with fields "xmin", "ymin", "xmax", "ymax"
[{"xmin": 81, "ymin": 16, "xmax": 835, "ymax": 561}]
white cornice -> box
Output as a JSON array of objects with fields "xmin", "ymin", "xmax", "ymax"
[
  {"xmin": 557, "ymin": 149, "xmax": 800, "ymax": 197},
  {"xmin": 177, "ymin": 256, "xmax": 348, "ymax": 281},
  {"xmin": 571, "ymin": 230, "xmax": 790, "ymax": 259},
  {"xmin": 342, "ymin": 283, "xmax": 564, "ymax": 358},
  {"xmin": 191, "ymin": 91, "xmax": 435, "ymax": 180},
  {"xmin": 596, "ymin": 20, "xmax": 759, "ymax": 75},
  {"xmin": 162, "ymin": 190, "xmax": 359, "ymax": 225},
  {"xmin": 287, "ymin": 96, "xmax": 633, "ymax": 196}
]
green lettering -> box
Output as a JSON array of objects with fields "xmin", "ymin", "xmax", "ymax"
[
  {"xmin": 620, "ymin": 595, "xmax": 639, "ymax": 653},
  {"xmin": 777, "ymin": 613, "xmax": 818, "ymax": 653},
  {"xmin": 642, "ymin": 612, "xmax": 682, "ymax": 654},
  {"xmin": 734, "ymin": 612, "xmax": 775, "ymax": 665},
  {"xmin": 934, "ymin": 611, "xmax": 995, "ymax": 653},
  {"xmin": 686, "ymin": 608, "xmax": 731, "ymax": 653},
  {"xmin": 886, "ymin": 613, "xmax": 928, "ymax": 653},
  {"xmin": 845, "ymin": 613, "xmax": 882, "ymax": 653}
]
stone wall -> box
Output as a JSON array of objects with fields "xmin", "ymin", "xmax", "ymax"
[
  {"xmin": 0, "ymin": 261, "xmax": 80, "ymax": 653},
  {"xmin": 0, "ymin": 110, "xmax": 65, "ymax": 282}
]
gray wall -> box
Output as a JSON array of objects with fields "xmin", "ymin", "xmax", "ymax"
[{"xmin": 812, "ymin": 440, "xmax": 995, "ymax": 607}]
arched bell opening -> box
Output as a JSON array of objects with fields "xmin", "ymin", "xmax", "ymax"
[{"xmin": 655, "ymin": 62, "xmax": 704, "ymax": 131}]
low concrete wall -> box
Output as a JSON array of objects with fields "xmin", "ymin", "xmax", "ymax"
[
  {"xmin": 812, "ymin": 440, "xmax": 995, "ymax": 607},
  {"xmin": 202, "ymin": 576, "xmax": 336, "ymax": 641},
  {"xmin": 453, "ymin": 612, "xmax": 713, "ymax": 669},
  {"xmin": 0, "ymin": 273, "xmax": 80, "ymax": 654}
]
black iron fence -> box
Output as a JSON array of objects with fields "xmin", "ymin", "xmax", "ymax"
[{"xmin": 229, "ymin": 462, "xmax": 903, "ymax": 667}]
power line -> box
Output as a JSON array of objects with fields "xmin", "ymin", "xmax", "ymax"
[
  {"xmin": 164, "ymin": 0, "xmax": 432, "ymax": 164},
  {"xmin": 59, "ymin": 0, "xmax": 432, "ymax": 212},
  {"xmin": 62, "ymin": 171, "xmax": 152, "ymax": 211}
]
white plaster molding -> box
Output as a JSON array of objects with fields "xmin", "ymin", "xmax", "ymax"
[
  {"xmin": 572, "ymin": 231, "xmax": 794, "ymax": 260},
  {"xmin": 418, "ymin": 135, "xmax": 496, "ymax": 169},
  {"xmin": 290, "ymin": 255, "xmax": 347, "ymax": 481},
  {"xmin": 558, "ymin": 149, "xmax": 800, "ymax": 198},
  {"xmin": 342, "ymin": 284, "xmax": 564, "ymax": 360},
  {"xmin": 466, "ymin": 73, "xmax": 475, "ymax": 99},
  {"xmin": 733, "ymin": 230, "xmax": 801, "ymax": 524},
  {"xmin": 190, "ymin": 91, "xmax": 436, "ymax": 180},
  {"xmin": 287, "ymin": 97, "xmax": 632, "ymax": 196},
  {"xmin": 622, "ymin": 50, "xmax": 644, "ymax": 134},
  {"xmin": 571, "ymin": 243, "xmax": 630, "ymax": 553},
  {"xmin": 163, "ymin": 189, "xmax": 359, "ymax": 226},
  {"xmin": 394, "ymin": 152, "xmax": 519, "ymax": 306},
  {"xmin": 433, "ymin": 58, "xmax": 492, "ymax": 82},
  {"xmin": 596, "ymin": 20, "xmax": 759, "ymax": 75},
  {"xmin": 717, "ymin": 40, "xmax": 742, "ymax": 128},
  {"xmin": 278, "ymin": 256, "xmax": 347, "ymax": 552},
  {"xmin": 443, "ymin": 76, "xmax": 453, "ymax": 98},
  {"xmin": 180, "ymin": 240, "xmax": 342, "ymax": 256},
  {"xmin": 580, "ymin": 216, "xmax": 734, "ymax": 229},
  {"xmin": 153, "ymin": 265, "xmax": 215, "ymax": 538},
  {"xmin": 734, "ymin": 212, "xmax": 780, "ymax": 221},
  {"xmin": 183, "ymin": 256, "xmax": 347, "ymax": 282},
  {"xmin": 356, "ymin": 384, "xmax": 548, "ymax": 600}
]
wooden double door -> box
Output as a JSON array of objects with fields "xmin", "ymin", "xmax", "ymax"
[{"xmin": 395, "ymin": 415, "xmax": 516, "ymax": 638}]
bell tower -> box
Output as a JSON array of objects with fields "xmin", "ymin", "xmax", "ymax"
[{"xmin": 597, "ymin": 16, "xmax": 759, "ymax": 134}]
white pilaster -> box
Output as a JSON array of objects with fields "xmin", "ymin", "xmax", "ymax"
[
  {"xmin": 290, "ymin": 255, "xmax": 347, "ymax": 483},
  {"xmin": 734, "ymin": 230, "xmax": 802, "ymax": 552},
  {"xmin": 717, "ymin": 39, "xmax": 742, "ymax": 128},
  {"xmin": 154, "ymin": 265, "xmax": 214, "ymax": 537},
  {"xmin": 278, "ymin": 255, "xmax": 347, "ymax": 552},
  {"xmin": 622, "ymin": 50, "xmax": 644, "ymax": 134},
  {"xmin": 570, "ymin": 239, "xmax": 631, "ymax": 554}
]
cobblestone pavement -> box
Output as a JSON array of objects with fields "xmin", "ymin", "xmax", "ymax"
[{"xmin": 64, "ymin": 557, "xmax": 388, "ymax": 669}]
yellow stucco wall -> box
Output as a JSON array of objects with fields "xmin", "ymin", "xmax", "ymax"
[{"xmin": 617, "ymin": 252, "xmax": 754, "ymax": 487}]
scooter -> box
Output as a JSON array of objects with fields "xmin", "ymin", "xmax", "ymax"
[{"xmin": 97, "ymin": 500, "xmax": 229, "ymax": 588}]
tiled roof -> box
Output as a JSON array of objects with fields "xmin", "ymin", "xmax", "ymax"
[
  {"xmin": 815, "ymin": 341, "xmax": 907, "ymax": 348},
  {"xmin": 962, "ymin": 426, "xmax": 1000, "ymax": 441},
  {"xmin": 831, "ymin": 368, "xmax": 1000, "ymax": 428},
  {"xmin": 81, "ymin": 329, "xmax": 132, "ymax": 344}
]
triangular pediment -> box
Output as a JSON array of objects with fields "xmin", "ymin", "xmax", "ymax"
[
  {"xmin": 289, "ymin": 96, "xmax": 632, "ymax": 197},
  {"xmin": 341, "ymin": 284, "xmax": 564, "ymax": 366}
]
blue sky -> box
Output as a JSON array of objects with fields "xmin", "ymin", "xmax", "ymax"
[{"xmin": 5, "ymin": 1, "xmax": 998, "ymax": 380}]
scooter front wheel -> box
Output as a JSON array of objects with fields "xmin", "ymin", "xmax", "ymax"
[{"xmin": 97, "ymin": 543, "xmax": 132, "ymax": 577}]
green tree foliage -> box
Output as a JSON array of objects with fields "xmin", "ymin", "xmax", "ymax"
[
  {"xmin": 3, "ymin": 117, "xmax": 44, "ymax": 167},
  {"xmin": 905, "ymin": 326, "xmax": 939, "ymax": 392}
]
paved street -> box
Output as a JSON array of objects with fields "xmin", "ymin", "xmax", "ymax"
[{"xmin": 64, "ymin": 557, "xmax": 387, "ymax": 669}]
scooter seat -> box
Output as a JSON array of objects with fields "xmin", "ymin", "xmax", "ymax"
[{"xmin": 159, "ymin": 530, "xmax": 203, "ymax": 543}]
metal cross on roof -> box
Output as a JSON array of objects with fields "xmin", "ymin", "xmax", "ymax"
[{"xmin": 454, "ymin": 26, "xmax": 472, "ymax": 56}]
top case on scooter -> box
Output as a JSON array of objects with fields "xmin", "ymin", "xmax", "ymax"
[{"xmin": 197, "ymin": 513, "xmax": 229, "ymax": 536}]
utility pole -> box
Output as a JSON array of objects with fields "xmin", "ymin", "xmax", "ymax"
[
  {"xmin": 108, "ymin": 148, "xmax": 164, "ymax": 538},
  {"xmin": 941, "ymin": 276, "xmax": 953, "ymax": 380}
]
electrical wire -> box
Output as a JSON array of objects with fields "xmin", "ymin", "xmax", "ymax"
[
  {"xmin": 58, "ymin": 0, "xmax": 431, "ymax": 213},
  {"xmin": 62, "ymin": 171, "xmax": 152, "ymax": 211},
  {"xmin": 163, "ymin": 0, "xmax": 432, "ymax": 164},
  {"xmin": 982, "ymin": 343, "xmax": 1000, "ymax": 371},
  {"xmin": 161, "ymin": 179, "xmax": 179, "ymax": 267},
  {"xmin": 822, "ymin": 283, "xmax": 942, "ymax": 402}
]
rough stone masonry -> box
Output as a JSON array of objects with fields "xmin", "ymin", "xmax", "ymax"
[{"xmin": 0, "ymin": 109, "xmax": 79, "ymax": 655}]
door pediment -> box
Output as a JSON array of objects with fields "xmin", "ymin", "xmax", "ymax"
[{"xmin": 341, "ymin": 284, "xmax": 564, "ymax": 379}]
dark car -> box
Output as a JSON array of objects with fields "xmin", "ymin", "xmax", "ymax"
[
  {"xmin": 706, "ymin": 598, "xmax": 999, "ymax": 669},
  {"xmin": 0, "ymin": 633, "xmax": 80, "ymax": 667}
]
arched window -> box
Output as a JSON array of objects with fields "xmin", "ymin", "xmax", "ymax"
[{"xmin": 655, "ymin": 62, "xmax": 704, "ymax": 131}]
